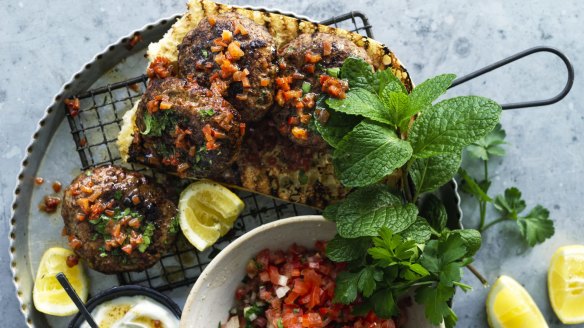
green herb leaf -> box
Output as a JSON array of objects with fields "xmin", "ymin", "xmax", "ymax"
[
  {"xmin": 199, "ymin": 108, "xmax": 215, "ymax": 118},
  {"xmin": 409, "ymin": 74, "xmax": 456, "ymax": 112},
  {"xmin": 458, "ymin": 168, "xmax": 492, "ymax": 202},
  {"xmin": 325, "ymin": 67, "xmax": 340, "ymax": 78},
  {"xmin": 410, "ymin": 152, "xmax": 462, "ymax": 195},
  {"xmin": 409, "ymin": 96, "xmax": 502, "ymax": 158},
  {"xmin": 517, "ymin": 205, "xmax": 554, "ymax": 246},
  {"xmin": 314, "ymin": 108, "xmax": 361, "ymax": 148},
  {"xmin": 358, "ymin": 266, "xmax": 382, "ymax": 297},
  {"xmin": 493, "ymin": 187, "xmax": 526, "ymax": 220},
  {"xmin": 326, "ymin": 88, "xmax": 393, "ymax": 125},
  {"xmin": 335, "ymin": 185, "xmax": 418, "ymax": 237},
  {"xmin": 370, "ymin": 288, "xmax": 398, "ymax": 318},
  {"xmin": 420, "ymin": 234, "xmax": 467, "ymax": 274},
  {"xmin": 419, "ymin": 194, "xmax": 448, "ymax": 232},
  {"xmin": 138, "ymin": 223, "xmax": 155, "ymax": 253},
  {"xmin": 140, "ymin": 112, "xmax": 153, "ymax": 135},
  {"xmin": 301, "ymin": 81, "xmax": 312, "ymax": 94},
  {"xmin": 322, "ymin": 203, "xmax": 341, "ymax": 222},
  {"xmin": 339, "ymin": 57, "xmax": 377, "ymax": 93},
  {"xmin": 415, "ymin": 284, "xmax": 456, "ymax": 326},
  {"xmin": 333, "ymin": 271, "xmax": 360, "ymax": 304},
  {"xmin": 378, "ymin": 88, "xmax": 414, "ymax": 130},
  {"xmin": 376, "ymin": 68, "xmax": 407, "ymax": 95},
  {"xmin": 450, "ymin": 229, "xmax": 482, "ymax": 257},
  {"xmin": 466, "ymin": 124, "xmax": 506, "ymax": 161},
  {"xmin": 333, "ymin": 121, "xmax": 413, "ymax": 187},
  {"xmin": 326, "ymin": 234, "xmax": 371, "ymax": 262},
  {"xmin": 400, "ymin": 217, "xmax": 432, "ymax": 243}
]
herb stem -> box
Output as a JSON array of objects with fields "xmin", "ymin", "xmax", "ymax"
[
  {"xmin": 480, "ymin": 218, "xmax": 508, "ymax": 232},
  {"xmin": 478, "ymin": 160, "xmax": 489, "ymax": 230},
  {"xmin": 465, "ymin": 264, "xmax": 489, "ymax": 286}
]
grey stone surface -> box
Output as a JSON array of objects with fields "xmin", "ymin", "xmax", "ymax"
[{"xmin": 0, "ymin": 0, "xmax": 581, "ymax": 326}]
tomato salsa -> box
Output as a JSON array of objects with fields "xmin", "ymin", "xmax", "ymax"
[{"xmin": 222, "ymin": 242, "xmax": 403, "ymax": 328}]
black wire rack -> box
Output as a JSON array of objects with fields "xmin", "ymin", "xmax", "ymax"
[{"xmin": 64, "ymin": 12, "xmax": 371, "ymax": 293}]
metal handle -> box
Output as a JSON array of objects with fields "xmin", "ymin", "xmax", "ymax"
[{"xmin": 449, "ymin": 46, "xmax": 574, "ymax": 110}]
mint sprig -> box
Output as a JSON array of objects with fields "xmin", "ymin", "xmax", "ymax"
[{"xmin": 317, "ymin": 57, "xmax": 506, "ymax": 327}]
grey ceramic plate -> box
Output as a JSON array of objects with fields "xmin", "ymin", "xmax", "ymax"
[{"xmin": 8, "ymin": 6, "xmax": 462, "ymax": 328}]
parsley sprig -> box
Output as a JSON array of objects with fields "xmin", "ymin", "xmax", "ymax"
[
  {"xmin": 319, "ymin": 57, "xmax": 502, "ymax": 327},
  {"xmin": 460, "ymin": 125, "xmax": 555, "ymax": 246}
]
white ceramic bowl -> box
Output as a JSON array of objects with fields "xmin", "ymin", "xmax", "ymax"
[{"xmin": 180, "ymin": 215, "xmax": 441, "ymax": 328}]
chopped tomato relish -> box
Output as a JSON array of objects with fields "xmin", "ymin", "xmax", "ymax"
[{"xmin": 223, "ymin": 242, "xmax": 401, "ymax": 328}]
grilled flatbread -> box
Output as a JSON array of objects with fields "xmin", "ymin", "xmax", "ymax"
[{"xmin": 118, "ymin": 0, "xmax": 412, "ymax": 208}]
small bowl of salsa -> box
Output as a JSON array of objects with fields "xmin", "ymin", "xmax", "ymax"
[{"xmin": 180, "ymin": 215, "xmax": 439, "ymax": 328}]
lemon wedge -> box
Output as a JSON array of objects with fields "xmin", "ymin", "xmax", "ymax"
[
  {"xmin": 178, "ymin": 180, "xmax": 245, "ymax": 251},
  {"xmin": 486, "ymin": 275, "xmax": 548, "ymax": 328},
  {"xmin": 548, "ymin": 245, "xmax": 584, "ymax": 324},
  {"xmin": 33, "ymin": 247, "xmax": 88, "ymax": 316}
]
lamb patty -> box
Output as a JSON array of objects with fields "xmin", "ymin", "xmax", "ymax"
[
  {"xmin": 272, "ymin": 33, "xmax": 372, "ymax": 148},
  {"xmin": 178, "ymin": 13, "xmax": 277, "ymax": 122},
  {"xmin": 130, "ymin": 77, "xmax": 244, "ymax": 179},
  {"xmin": 61, "ymin": 165, "xmax": 178, "ymax": 274}
]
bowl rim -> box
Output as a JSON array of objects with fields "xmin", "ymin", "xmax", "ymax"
[
  {"xmin": 182, "ymin": 215, "xmax": 329, "ymax": 323},
  {"xmin": 68, "ymin": 285, "xmax": 182, "ymax": 327}
]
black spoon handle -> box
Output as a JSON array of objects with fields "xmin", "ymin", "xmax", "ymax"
[{"xmin": 56, "ymin": 272, "xmax": 99, "ymax": 328}]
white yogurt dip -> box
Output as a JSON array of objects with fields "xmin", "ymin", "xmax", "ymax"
[{"xmin": 80, "ymin": 295, "xmax": 179, "ymax": 328}]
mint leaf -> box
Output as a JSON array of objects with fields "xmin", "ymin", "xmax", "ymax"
[
  {"xmin": 335, "ymin": 185, "xmax": 418, "ymax": 237},
  {"xmin": 314, "ymin": 109, "xmax": 361, "ymax": 148},
  {"xmin": 326, "ymin": 89, "xmax": 393, "ymax": 125},
  {"xmin": 419, "ymin": 194, "xmax": 448, "ymax": 232},
  {"xmin": 333, "ymin": 121, "xmax": 413, "ymax": 187},
  {"xmin": 450, "ymin": 229, "xmax": 482, "ymax": 257},
  {"xmin": 401, "ymin": 217, "xmax": 432, "ymax": 243},
  {"xmin": 378, "ymin": 88, "xmax": 415, "ymax": 130},
  {"xmin": 517, "ymin": 205, "xmax": 554, "ymax": 246},
  {"xmin": 458, "ymin": 168, "xmax": 492, "ymax": 202},
  {"xmin": 415, "ymin": 284, "xmax": 456, "ymax": 326},
  {"xmin": 326, "ymin": 234, "xmax": 371, "ymax": 262},
  {"xmin": 467, "ymin": 124, "xmax": 506, "ymax": 161},
  {"xmin": 322, "ymin": 202, "xmax": 341, "ymax": 222},
  {"xmin": 376, "ymin": 68, "xmax": 407, "ymax": 94},
  {"xmin": 339, "ymin": 57, "xmax": 376, "ymax": 92},
  {"xmin": 371, "ymin": 289, "xmax": 398, "ymax": 318},
  {"xmin": 410, "ymin": 152, "xmax": 462, "ymax": 195},
  {"xmin": 333, "ymin": 271, "xmax": 360, "ymax": 304},
  {"xmin": 409, "ymin": 74, "xmax": 456, "ymax": 112},
  {"xmin": 493, "ymin": 187, "xmax": 526, "ymax": 219},
  {"xmin": 409, "ymin": 96, "xmax": 502, "ymax": 158}
]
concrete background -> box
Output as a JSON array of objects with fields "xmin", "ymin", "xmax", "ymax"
[{"xmin": 1, "ymin": 0, "xmax": 582, "ymax": 326}]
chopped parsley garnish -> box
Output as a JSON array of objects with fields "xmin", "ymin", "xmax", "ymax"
[
  {"xmin": 169, "ymin": 216, "xmax": 179, "ymax": 234},
  {"xmin": 141, "ymin": 111, "xmax": 176, "ymax": 137},
  {"xmin": 325, "ymin": 67, "xmax": 340, "ymax": 78},
  {"xmin": 301, "ymin": 81, "xmax": 312, "ymax": 94},
  {"xmin": 202, "ymin": 49, "xmax": 209, "ymax": 58},
  {"xmin": 138, "ymin": 223, "xmax": 156, "ymax": 253},
  {"xmin": 199, "ymin": 108, "xmax": 215, "ymax": 118},
  {"xmin": 113, "ymin": 190, "xmax": 123, "ymax": 200}
]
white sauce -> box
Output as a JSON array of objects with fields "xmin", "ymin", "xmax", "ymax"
[{"xmin": 80, "ymin": 295, "xmax": 179, "ymax": 328}]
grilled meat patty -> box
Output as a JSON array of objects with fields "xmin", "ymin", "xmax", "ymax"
[
  {"xmin": 178, "ymin": 12, "xmax": 277, "ymax": 122},
  {"xmin": 130, "ymin": 77, "xmax": 244, "ymax": 178},
  {"xmin": 272, "ymin": 33, "xmax": 372, "ymax": 148},
  {"xmin": 61, "ymin": 165, "xmax": 178, "ymax": 274}
]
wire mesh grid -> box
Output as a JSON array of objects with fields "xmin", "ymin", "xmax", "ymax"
[{"xmin": 65, "ymin": 12, "xmax": 373, "ymax": 293}]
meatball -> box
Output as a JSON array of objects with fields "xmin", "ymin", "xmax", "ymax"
[
  {"xmin": 130, "ymin": 77, "xmax": 244, "ymax": 178},
  {"xmin": 178, "ymin": 13, "xmax": 277, "ymax": 122},
  {"xmin": 272, "ymin": 33, "xmax": 372, "ymax": 148},
  {"xmin": 61, "ymin": 165, "xmax": 178, "ymax": 273}
]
